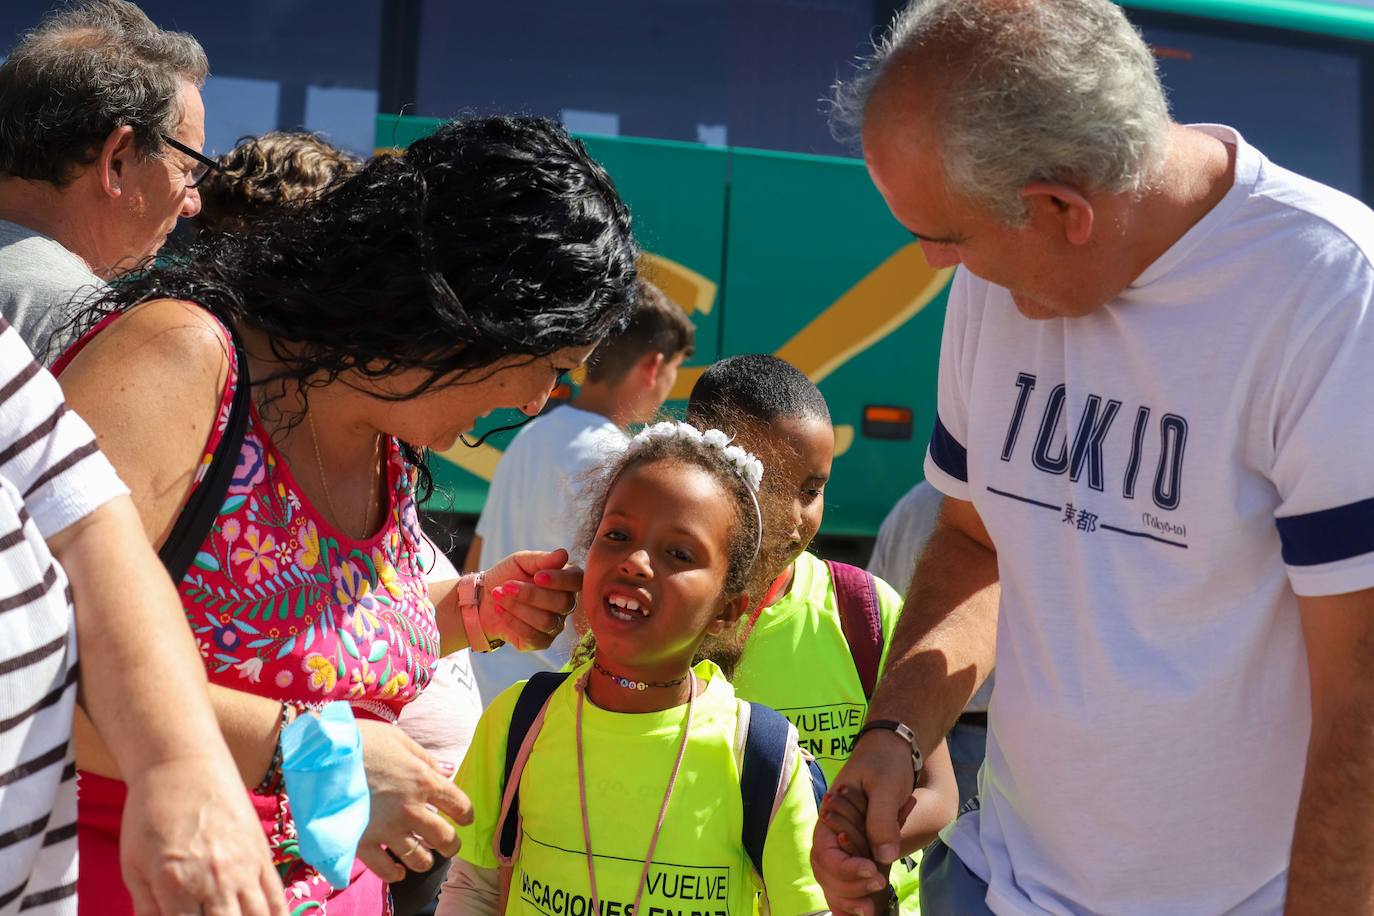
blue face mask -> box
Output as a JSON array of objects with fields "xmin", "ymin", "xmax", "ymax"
[{"xmin": 281, "ymin": 702, "xmax": 370, "ymax": 888}]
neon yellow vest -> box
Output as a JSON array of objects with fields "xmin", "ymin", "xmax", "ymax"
[
  {"xmin": 454, "ymin": 660, "xmax": 828, "ymax": 915},
  {"xmin": 731, "ymin": 552, "xmax": 922, "ymax": 911}
]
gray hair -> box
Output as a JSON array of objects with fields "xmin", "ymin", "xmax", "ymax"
[
  {"xmin": 0, "ymin": 0, "xmax": 208, "ymax": 186},
  {"xmin": 830, "ymin": 0, "xmax": 1170, "ymax": 223}
]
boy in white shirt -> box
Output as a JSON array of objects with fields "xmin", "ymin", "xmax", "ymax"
[{"xmin": 466, "ymin": 280, "xmax": 694, "ymax": 702}]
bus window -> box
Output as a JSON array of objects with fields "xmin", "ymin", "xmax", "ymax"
[
  {"xmin": 412, "ymin": 0, "xmax": 875, "ymax": 157},
  {"xmin": 0, "ymin": 1, "xmax": 384, "ymax": 159},
  {"xmin": 1139, "ymin": 23, "xmax": 1362, "ymax": 199}
]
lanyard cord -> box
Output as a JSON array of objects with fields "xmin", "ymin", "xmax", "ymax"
[{"xmin": 575, "ymin": 668, "xmax": 695, "ymax": 915}]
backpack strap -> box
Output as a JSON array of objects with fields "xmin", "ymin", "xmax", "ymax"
[
  {"xmin": 827, "ymin": 560, "xmax": 884, "ymax": 700},
  {"xmin": 495, "ymin": 671, "xmax": 570, "ymax": 864},
  {"xmin": 159, "ymin": 319, "xmax": 251, "ymax": 584},
  {"xmin": 739, "ymin": 701, "xmax": 827, "ymax": 880}
]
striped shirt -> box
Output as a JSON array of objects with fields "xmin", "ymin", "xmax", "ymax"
[{"xmin": 0, "ymin": 318, "xmax": 126, "ymax": 914}]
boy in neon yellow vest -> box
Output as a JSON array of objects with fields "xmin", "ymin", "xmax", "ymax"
[{"xmin": 688, "ymin": 355, "xmax": 959, "ymax": 913}]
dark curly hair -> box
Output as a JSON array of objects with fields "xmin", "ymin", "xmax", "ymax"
[
  {"xmin": 194, "ymin": 131, "xmax": 361, "ymax": 236},
  {"xmin": 569, "ymin": 425, "xmax": 767, "ymax": 677},
  {"xmin": 76, "ymin": 116, "xmax": 639, "ymax": 498}
]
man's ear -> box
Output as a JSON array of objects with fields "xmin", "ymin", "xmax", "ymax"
[
  {"xmin": 707, "ymin": 591, "xmax": 751, "ymax": 635},
  {"xmin": 96, "ymin": 126, "xmax": 139, "ymax": 200},
  {"xmin": 1022, "ymin": 181, "xmax": 1094, "ymax": 246}
]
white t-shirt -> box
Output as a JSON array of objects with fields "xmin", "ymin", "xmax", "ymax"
[
  {"xmin": 471, "ymin": 405, "xmax": 626, "ymax": 703},
  {"xmin": 0, "ymin": 319, "xmax": 127, "ymax": 914},
  {"xmin": 923, "ymin": 126, "xmax": 1374, "ymax": 915}
]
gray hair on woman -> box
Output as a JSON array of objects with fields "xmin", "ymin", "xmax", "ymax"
[{"xmin": 830, "ymin": 0, "xmax": 1170, "ymax": 224}]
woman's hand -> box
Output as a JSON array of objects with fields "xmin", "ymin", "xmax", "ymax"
[
  {"xmin": 356, "ymin": 720, "xmax": 473, "ymax": 882},
  {"xmin": 479, "ymin": 548, "xmax": 582, "ymax": 650}
]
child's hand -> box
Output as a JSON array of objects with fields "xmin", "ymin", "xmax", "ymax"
[
  {"xmin": 821, "ymin": 785, "xmax": 873, "ymax": 858},
  {"xmin": 482, "ymin": 548, "xmax": 582, "ymax": 650},
  {"xmin": 811, "ymin": 784, "xmax": 892, "ymax": 916}
]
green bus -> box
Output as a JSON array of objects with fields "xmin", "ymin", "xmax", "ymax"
[{"xmin": 381, "ymin": 0, "xmax": 1374, "ymax": 555}]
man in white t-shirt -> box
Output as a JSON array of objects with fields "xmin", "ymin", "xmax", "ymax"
[
  {"xmin": 465, "ymin": 280, "xmax": 694, "ymax": 702},
  {"xmin": 811, "ymin": 2, "xmax": 1374, "ymax": 915}
]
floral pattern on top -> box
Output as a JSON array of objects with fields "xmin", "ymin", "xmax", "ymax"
[
  {"xmin": 166, "ymin": 312, "xmax": 439, "ymax": 912},
  {"xmin": 181, "ymin": 425, "xmax": 439, "ymax": 715}
]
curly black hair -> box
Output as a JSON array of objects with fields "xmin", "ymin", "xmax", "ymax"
[{"xmin": 76, "ymin": 116, "xmax": 639, "ymax": 497}]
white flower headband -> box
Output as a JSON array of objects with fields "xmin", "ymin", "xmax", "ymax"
[{"xmin": 628, "ymin": 421, "xmax": 765, "ymax": 562}]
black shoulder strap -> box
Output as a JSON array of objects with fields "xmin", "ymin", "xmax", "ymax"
[
  {"xmin": 740, "ymin": 701, "xmax": 827, "ymax": 879},
  {"xmin": 498, "ymin": 671, "xmax": 571, "ymax": 860},
  {"xmin": 158, "ymin": 319, "xmax": 251, "ymax": 584}
]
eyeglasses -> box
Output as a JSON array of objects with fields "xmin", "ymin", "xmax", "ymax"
[{"xmin": 160, "ymin": 134, "xmax": 223, "ymax": 188}]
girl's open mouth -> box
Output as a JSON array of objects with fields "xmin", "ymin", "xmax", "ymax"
[{"xmin": 604, "ymin": 589, "xmax": 652, "ymax": 622}]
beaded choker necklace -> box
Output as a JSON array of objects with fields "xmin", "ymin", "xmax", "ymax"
[{"xmin": 592, "ymin": 659, "xmax": 688, "ymax": 691}]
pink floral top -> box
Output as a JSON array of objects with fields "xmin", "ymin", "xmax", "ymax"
[
  {"xmin": 60, "ymin": 309, "xmax": 442, "ymax": 911},
  {"xmin": 180, "ymin": 320, "xmax": 441, "ymax": 719}
]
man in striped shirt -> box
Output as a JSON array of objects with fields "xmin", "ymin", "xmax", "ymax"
[{"xmin": 0, "ymin": 316, "xmax": 284, "ymax": 914}]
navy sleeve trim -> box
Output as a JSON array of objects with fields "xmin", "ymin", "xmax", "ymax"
[
  {"xmin": 1277, "ymin": 496, "xmax": 1374, "ymax": 567},
  {"xmin": 928, "ymin": 415, "xmax": 968, "ymax": 483}
]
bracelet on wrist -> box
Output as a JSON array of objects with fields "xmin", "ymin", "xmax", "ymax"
[
  {"xmin": 458, "ymin": 571, "xmax": 505, "ymax": 653},
  {"xmin": 255, "ymin": 701, "xmax": 297, "ymax": 795},
  {"xmin": 878, "ymin": 883, "xmax": 900, "ymax": 916},
  {"xmin": 855, "ymin": 718, "xmax": 924, "ymax": 791}
]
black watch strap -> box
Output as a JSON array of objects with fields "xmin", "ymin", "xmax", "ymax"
[{"xmin": 856, "ymin": 719, "xmax": 924, "ymax": 789}]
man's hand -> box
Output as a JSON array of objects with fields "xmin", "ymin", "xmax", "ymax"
[
  {"xmin": 357, "ymin": 720, "xmax": 473, "ymax": 883},
  {"xmin": 812, "ymin": 730, "xmax": 917, "ymax": 915},
  {"xmin": 812, "ymin": 785, "xmax": 893, "ymax": 916},
  {"xmin": 480, "ymin": 548, "xmax": 582, "ymax": 650},
  {"xmin": 121, "ymin": 756, "xmax": 286, "ymax": 916}
]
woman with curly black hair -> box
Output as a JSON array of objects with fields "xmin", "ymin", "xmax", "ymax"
[{"xmin": 56, "ymin": 116, "xmax": 638, "ymax": 915}]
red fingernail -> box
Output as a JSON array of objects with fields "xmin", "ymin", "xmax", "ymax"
[
  {"xmin": 491, "ymin": 585, "xmax": 506, "ymax": 598},
  {"xmin": 837, "ymin": 785, "xmax": 848, "ymax": 795},
  {"xmin": 839, "ymin": 832, "xmax": 849, "ymax": 846},
  {"xmin": 534, "ymin": 572, "xmax": 551, "ymax": 585}
]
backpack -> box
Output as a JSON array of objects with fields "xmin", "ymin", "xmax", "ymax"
[
  {"xmin": 492, "ymin": 671, "xmax": 827, "ymax": 886},
  {"xmin": 825, "ymin": 560, "xmax": 885, "ymax": 700}
]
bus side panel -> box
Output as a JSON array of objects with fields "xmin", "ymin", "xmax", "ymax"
[{"xmin": 720, "ymin": 148, "xmax": 952, "ymax": 538}]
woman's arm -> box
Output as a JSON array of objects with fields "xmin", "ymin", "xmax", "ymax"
[
  {"xmin": 430, "ymin": 550, "xmax": 583, "ymax": 655},
  {"xmin": 435, "ymin": 859, "xmax": 502, "ymax": 916}
]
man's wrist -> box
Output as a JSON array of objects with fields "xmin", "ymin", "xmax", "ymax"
[{"xmin": 855, "ymin": 719, "xmax": 924, "ymax": 792}]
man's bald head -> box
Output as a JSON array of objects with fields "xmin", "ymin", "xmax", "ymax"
[{"xmin": 831, "ymin": 0, "xmax": 1169, "ymax": 224}]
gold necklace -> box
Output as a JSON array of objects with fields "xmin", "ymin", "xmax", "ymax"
[{"xmin": 306, "ymin": 409, "xmax": 382, "ymax": 537}]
